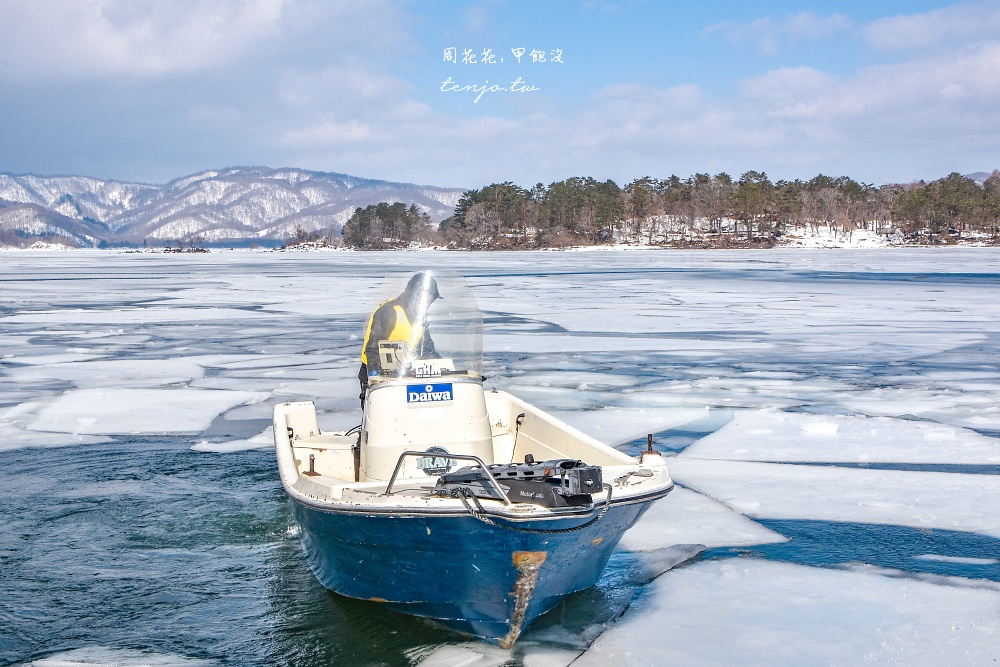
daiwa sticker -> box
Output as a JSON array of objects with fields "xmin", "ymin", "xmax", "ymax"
[{"xmin": 406, "ymin": 383, "xmax": 453, "ymax": 403}]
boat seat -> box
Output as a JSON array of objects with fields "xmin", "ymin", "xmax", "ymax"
[
  {"xmin": 292, "ymin": 433, "xmax": 357, "ymax": 481},
  {"xmin": 292, "ymin": 472, "xmax": 356, "ymax": 501}
]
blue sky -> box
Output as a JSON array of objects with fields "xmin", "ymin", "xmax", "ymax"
[{"xmin": 1, "ymin": 0, "xmax": 998, "ymax": 188}]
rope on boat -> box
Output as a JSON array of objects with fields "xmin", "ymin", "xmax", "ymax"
[{"xmin": 450, "ymin": 484, "xmax": 613, "ymax": 534}]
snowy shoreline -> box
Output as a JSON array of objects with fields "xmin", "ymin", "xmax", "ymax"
[{"xmin": 4, "ymin": 222, "xmax": 1000, "ymax": 253}]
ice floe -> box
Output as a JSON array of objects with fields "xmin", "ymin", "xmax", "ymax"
[
  {"xmin": 192, "ymin": 426, "xmax": 275, "ymax": 453},
  {"xmin": 551, "ymin": 407, "xmax": 709, "ymax": 446},
  {"xmin": 617, "ymin": 487, "xmax": 784, "ymax": 551},
  {"xmin": 913, "ymin": 554, "xmax": 999, "ymax": 565},
  {"xmin": 670, "ymin": 458, "xmax": 1000, "ymax": 538},
  {"xmin": 835, "ymin": 387, "xmax": 1000, "ymax": 431},
  {"xmin": 0, "ymin": 421, "xmax": 111, "ymax": 451},
  {"xmin": 15, "ymin": 388, "xmax": 268, "ymax": 434},
  {"xmin": 683, "ymin": 409, "xmax": 1000, "ymax": 463},
  {"xmin": 574, "ymin": 559, "xmax": 1000, "ymax": 666},
  {"xmin": 21, "ymin": 646, "xmax": 216, "ymax": 666},
  {"xmin": 3, "ymin": 359, "xmax": 205, "ymax": 389}
]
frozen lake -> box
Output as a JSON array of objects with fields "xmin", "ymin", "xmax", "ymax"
[{"xmin": 2, "ymin": 248, "xmax": 1000, "ymax": 666}]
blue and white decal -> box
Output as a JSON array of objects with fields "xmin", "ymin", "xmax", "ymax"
[{"xmin": 407, "ymin": 383, "xmax": 453, "ymax": 403}]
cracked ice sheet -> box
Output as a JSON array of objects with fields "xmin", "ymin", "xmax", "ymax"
[
  {"xmin": 412, "ymin": 642, "xmax": 581, "ymax": 667},
  {"xmin": 574, "ymin": 559, "xmax": 1000, "ymax": 667},
  {"xmin": 551, "ymin": 407, "xmax": 709, "ymax": 446},
  {"xmin": 183, "ymin": 353, "xmax": 345, "ymax": 371},
  {"xmin": 617, "ymin": 487, "xmax": 784, "ymax": 551},
  {"xmin": 192, "ymin": 426, "xmax": 274, "ymax": 453},
  {"xmin": 3, "ymin": 359, "xmax": 205, "ymax": 389},
  {"xmin": 0, "ymin": 307, "xmax": 262, "ymax": 325},
  {"xmin": 670, "ymin": 458, "xmax": 1000, "ymax": 538},
  {"xmin": 20, "ymin": 646, "xmax": 216, "ymax": 666},
  {"xmin": 272, "ymin": 376, "xmax": 360, "ymax": 403},
  {"xmin": 491, "ymin": 358, "xmax": 864, "ymax": 413},
  {"xmin": 2, "ymin": 352, "xmax": 107, "ymax": 365},
  {"xmin": 486, "ymin": 333, "xmax": 773, "ymax": 356},
  {"xmin": 12, "ymin": 388, "xmax": 268, "ymax": 435},
  {"xmin": 683, "ymin": 410, "xmax": 1000, "ymax": 463},
  {"xmin": 0, "ymin": 421, "xmax": 110, "ymax": 451},
  {"xmin": 834, "ymin": 387, "xmax": 1000, "ymax": 431},
  {"xmin": 498, "ymin": 378, "xmax": 803, "ymax": 412}
]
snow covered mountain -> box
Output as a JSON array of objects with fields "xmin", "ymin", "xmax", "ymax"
[
  {"xmin": 0, "ymin": 167, "xmax": 465, "ymax": 247},
  {"xmin": 0, "ymin": 202, "xmax": 113, "ymax": 248}
]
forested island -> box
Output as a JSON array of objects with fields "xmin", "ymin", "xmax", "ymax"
[{"xmin": 335, "ymin": 170, "xmax": 1000, "ymax": 250}]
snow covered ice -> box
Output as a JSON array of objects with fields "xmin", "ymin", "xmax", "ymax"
[
  {"xmin": 574, "ymin": 560, "xmax": 1000, "ymax": 666},
  {"xmin": 2, "ymin": 248, "xmax": 1000, "ymax": 666}
]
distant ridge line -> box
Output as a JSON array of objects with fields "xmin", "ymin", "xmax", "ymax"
[{"xmin": 0, "ymin": 166, "xmax": 467, "ymax": 248}]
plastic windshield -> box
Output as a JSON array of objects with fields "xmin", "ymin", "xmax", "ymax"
[{"xmin": 362, "ymin": 271, "xmax": 483, "ymax": 380}]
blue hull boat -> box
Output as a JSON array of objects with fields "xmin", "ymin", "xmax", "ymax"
[
  {"xmin": 274, "ymin": 272, "xmax": 674, "ymax": 647},
  {"xmin": 290, "ymin": 478, "xmax": 667, "ymax": 644}
]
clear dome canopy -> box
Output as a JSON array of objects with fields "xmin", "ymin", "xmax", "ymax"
[{"xmin": 362, "ymin": 271, "xmax": 482, "ymax": 381}]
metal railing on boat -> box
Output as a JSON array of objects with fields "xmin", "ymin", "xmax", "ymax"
[{"xmin": 382, "ymin": 451, "xmax": 512, "ymax": 505}]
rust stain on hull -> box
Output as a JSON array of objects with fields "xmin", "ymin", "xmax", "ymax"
[{"xmin": 498, "ymin": 550, "xmax": 548, "ymax": 649}]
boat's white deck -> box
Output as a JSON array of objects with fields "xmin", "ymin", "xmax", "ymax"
[{"xmin": 275, "ymin": 393, "xmax": 673, "ymax": 515}]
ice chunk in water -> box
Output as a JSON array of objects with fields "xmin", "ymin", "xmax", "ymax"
[
  {"xmin": 0, "ymin": 421, "xmax": 110, "ymax": 451},
  {"xmin": 618, "ymin": 488, "xmax": 785, "ymax": 551},
  {"xmin": 410, "ymin": 643, "xmax": 510, "ymax": 667},
  {"xmin": 192, "ymin": 426, "xmax": 274, "ymax": 453},
  {"xmin": 20, "ymin": 388, "xmax": 267, "ymax": 434},
  {"xmin": 1, "ymin": 306, "xmax": 259, "ymax": 325},
  {"xmin": 670, "ymin": 458, "xmax": 1000, "ymax": 538},
  {"xmin": 5, "ymin": 359, "xmax": 205, "ymax": 389},
  {"xmin": 573, "ymin": 559, "xmax": 1000, "ymax": 666},
  {"xmin": 2, "ymin": 352, "xmax": 105, "ymax": 365},
  {"xmin": 683, "ymin": 409, "xmax": 1000, "ymax": 463},
  {"xmin": 272, "ymin": 377, "xmax": 359, "ymax": 401},
  {"xmin": 551, "ymin": 407, "xmax": 709, "ymax": 446},
  {"xmin": 913, "ymin": 554, "xmax": 999, "ymax": 565},
  {"xmin": 835, "ymin": 387, "xmax": 1000, "ymax": 431},
  {"xmin": 22, "ymin": 646, "xmax": 216, "ymax": 666}
]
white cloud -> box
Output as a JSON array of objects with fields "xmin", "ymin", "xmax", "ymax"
[
  {"xmin": 783, "ymin": 11, "xmax": 853, "ymax": 40},
  {"xmin": 565, "ymin": 40, "xmax": 1000, "ymax": 181},
  {"xmin": 704, "ymin": 11, "xmax": 853, "ymax": 55},
  {"xmin": 0, "ymin": 0, "xmax": 291, "ymax": 79},
  {"xmin": 462, "ymin": 5, "xmax": 490, "ymax": 33},
  {"xmin": 0, "ymin": 0, "xmax": 411, "ymax": 81},
  {"xmin": 738, "ymin": 67, "xmax": 836, "ymax": 119},
  {"xmin": 940, "ymin": 83, "xmax": 967, "ymax": 99},
  {"xmin": 865, "ymin": 0, "xmax": 1000, "ymax": 51},
  {"xmin": 270, "ymin": 64, "xmax": 424, "ymax": 149},
  {"xmin": 277, "ymin": 66, "xmax": 411, "ymax": 110},
  {"xmin": 347, "ymin": 34, "xmax": 996, "ymax": 185},
  {"xmin": 2, "ymin": 1, "xmax": 997, "ymax": 188},
  {"xmin": 265, "ymin": 32, "xmax": 1000, "ymax": 187},
  {"xmin": 281, "ymin": 119, "xmax": 375, "ymax": 145}
]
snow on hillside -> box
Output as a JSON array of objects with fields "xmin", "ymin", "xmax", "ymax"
[{"xmin": 0, "ymin": 167, "xmax": 466, "ymax": 247}]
